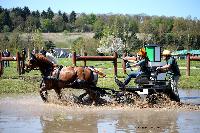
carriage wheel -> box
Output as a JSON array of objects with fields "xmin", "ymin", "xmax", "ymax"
[
  {"xmin": 114, "ymin": 91, "xmax": 141, "ymax": 104},
  {"xmin": 165, "ymin": 87, "xmax": 180, "ymax": 102},
  {"xmin": 77, "ymin": 88, "xmax": 101, "ymax": 105},
  {"xmin": 163, "ymin": 79, "xmax": 180, "ymax": 102}
]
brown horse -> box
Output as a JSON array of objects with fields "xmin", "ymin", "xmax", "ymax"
[{"xmin": 25, "ymin": 53, "xmax": 105, "ymax": 103}]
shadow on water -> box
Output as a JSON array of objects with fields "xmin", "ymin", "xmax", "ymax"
[{"xmin": 0, "ymin": 89, "xmax": 200, "ymax": 133}]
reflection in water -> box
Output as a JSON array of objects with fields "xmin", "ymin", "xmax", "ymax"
[
  {"xmin": 0, "ymin": 116, "xmax": 42, "ymax": 133},
  {"xmin": 40, "ymin": 111, "xmax": 180, "ymax": 133},
  {"xmin": 179, "ymin": 89, "xmax": 200, "ymax": 105}
]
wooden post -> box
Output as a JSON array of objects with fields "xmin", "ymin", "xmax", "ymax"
[
  {"xmin": 122, "ymin": 52, "xmax": 127, "ymax": 74},
  {"xmin": 113, "ymin": 52, "xmax": 118, "ymax": 76},
  {"xmin": 21, "ymin": 51, "xmax": 25, "ymax": 74},
  {"xmin": 186, "ymin": 53, "xmax": 190, "ymax": 76},
  {"xmin": 27, "ymin": 48, "xmax": 30, "ymax": 60},
  {"xmin": 83, "ymin": 52, "xmax": 87, "ymax": 66},
  {"xmin": 0, "ymin": 51, "xmax": 3, "ymax": 77},
  {"xmin": 72, "ymin": 52, "xmax": 76, "ymax": 66},
  {"xmin": 16, "ymin": 52, "xmax": 21, "ymax": 75}
]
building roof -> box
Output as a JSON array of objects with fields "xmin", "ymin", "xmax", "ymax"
[{"xmin": 172, "ymin": 50, "xmax": 200, "ymax": 55}]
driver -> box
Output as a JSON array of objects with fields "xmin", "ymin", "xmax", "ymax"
[
  {"xmin": 117, "ymin": 48, "xmax": 149, "ymax": 88},
  {"xmin": 156, "ymin": 50, "xmax": 181, "ymax": 97}
]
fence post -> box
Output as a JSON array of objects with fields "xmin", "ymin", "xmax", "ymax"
[
  {"xmin": 122, "ymin": 52, "xmax": 127, "ymax": 74},
  {"xmin": 21, "ymin": 51, "xmax": 25, "ymax": 74},
  {"xmin": 113, "ymin": 52, "xmax": 118, "ymax": 76},
  {"xmin": 27, "ymin": 48, "xmax": 30, "ymax": 60},
  {"xmin": 186, "ymin": 53, "xmax": 190, "ymax": 76},
  {"xmin": 72, "ymin": 52, "xmax": 76, "ymax": 66},
  {"xmin": 83, "ymin": 52, "xmax": 87, "ymax": 66},
  {"xmin": 0, "ymin": 51, "xmax": 3, "ymax": 77},
  {"xmin": 16, "ymin": 52, "xmax": 21, "ymax": 75}
]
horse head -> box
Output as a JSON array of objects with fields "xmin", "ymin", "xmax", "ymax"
[
  {"xmin": 25, "ymin": 53, "xmax": 38, "ymax": 72},
  {"xmin": 25, "ymin": 53, "xmax": 55, "ymax": 77}
]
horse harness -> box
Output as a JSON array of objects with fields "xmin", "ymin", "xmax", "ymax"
[{"xmin": 44, "ymin": 65, "xmax": 63, "ymax": 81}]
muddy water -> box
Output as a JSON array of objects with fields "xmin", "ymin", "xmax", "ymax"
[{"xmin": 0, "ymin": 89, "xmax": 200, "ymax": 133}]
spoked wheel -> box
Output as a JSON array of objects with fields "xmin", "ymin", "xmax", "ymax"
[
  {"xmin": 78, "ymin": 88, "xmax": 102, "ymax": 105},
  {"xmin": 165, "ymin": 88, "xmax": 180, "ymax": 102},
  {"xmin": 114, "ymin": 91, "xmax": 141, "ymax": 104},
  {"xmin": 163, "ymin": 80, "xmax": 180, "ymax": 102}
]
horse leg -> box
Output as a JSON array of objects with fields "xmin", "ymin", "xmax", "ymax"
[
  {"xmin": 87, "ymin": 88, "xmax": 100, "ymax": 105},
  {"xmin": 40, "ymin": 86, "xmax": 48, "ymax": 102},
  {"xmin": 54, "ymin": 88, "xmax": 62, "ymax": 100},
  {"xmin": 40, "ymin": 80, "xmax": 48, "ymax": 102}
]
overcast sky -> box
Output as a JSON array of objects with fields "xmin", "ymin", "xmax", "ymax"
[{"xmin": 0, "ymin": 0, "xmax": 199, "ymax": 19}]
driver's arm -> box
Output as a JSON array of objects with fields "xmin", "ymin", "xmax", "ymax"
[{"xmin": 130, "ymin": 59, "xmax": 144, "ymax": 67}]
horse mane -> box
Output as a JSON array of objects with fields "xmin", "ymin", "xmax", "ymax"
[{"xmin": 35, "ymin": 53, "xmax": 54, "ymax": 67}]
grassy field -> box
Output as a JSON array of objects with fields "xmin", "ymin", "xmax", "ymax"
[
  {"xmin": 0, "ymin": 58, "xmax": 200, "ymax": 94},
  {"xmin": 20, "ymin": 32, "xmax": 94, "ymax": 48}
]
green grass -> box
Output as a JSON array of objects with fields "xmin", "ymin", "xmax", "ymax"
[
  {"xmin": 0, "ymin": 79, "xmax": 39, "ymax": 94},
  {"xmin": 177, "ymin": 59, "xmax": 200, "ymax": 68},
  {"xmin": 1, "ymin": 58, "xmax": 200, "ymax": 94},
  {"xmin": 0, "ymin": 62, "xmax": 41, "ymax": 94},
  {"xmin": 179, "ymin": 69, "xmax": 200, "ymax": 89}
]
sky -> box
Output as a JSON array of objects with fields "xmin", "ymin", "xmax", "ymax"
[{"xmin": 0, "ymin": 0, "xmax": 200, "ymax": 19}]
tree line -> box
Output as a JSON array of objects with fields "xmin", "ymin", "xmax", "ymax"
[{"xmin": 0, "ymin": 6, "xmax": 200, "ymax": 55}]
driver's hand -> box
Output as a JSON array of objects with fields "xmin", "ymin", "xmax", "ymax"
[
  {"xmin": 126, "ymin": 62, "xmax": 131, "ymax": 68},
  {"xmin": 156, "ymin": 67, "xmax": 161, "ymax": 71}
]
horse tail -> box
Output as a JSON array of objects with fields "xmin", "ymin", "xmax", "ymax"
[{"xmin": 88, "ymin": 67, "xmax": 106, "ymax": 77}]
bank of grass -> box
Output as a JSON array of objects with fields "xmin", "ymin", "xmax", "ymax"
[
  {"xmin": 0, "ymin": 62, "xmax": 41, "ymax": 94},
  {"xmin": 0, "ymin": 58, "xmax": 200, "ymax": 94},
  {"xmin": 179, "ymin": 69, "xmax": 200, "ymax": 89},
  {"xmin": 0, "ymin": 79, "xmax": 39, "ymax": 94}
]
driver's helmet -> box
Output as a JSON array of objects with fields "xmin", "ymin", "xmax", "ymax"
[{"xmin": 137, "ymin": 48, "xmax": 146, "ymax": 57}]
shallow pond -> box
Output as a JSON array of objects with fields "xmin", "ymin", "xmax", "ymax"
[{"xmin": 0, "ymin": 89, "xmax": 200, "ymax": 133}]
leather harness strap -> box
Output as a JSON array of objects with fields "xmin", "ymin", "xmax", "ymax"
[{"xmin": 56, "ymin": 65, "xmax": 63, "ymax": 80}]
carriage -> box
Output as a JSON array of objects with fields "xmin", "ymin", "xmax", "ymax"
[
  {"xmin": 115, "ymin": 44, "xmax": 180, "ymax": 102},
  {"xmin": 25, "ymin": 44, "xmax": 180, "ymax": 104}
]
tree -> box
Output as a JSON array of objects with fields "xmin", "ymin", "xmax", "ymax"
[
  {"xmin": 75, "ymin": 14, "xmax": 92, "ymax": 32},
  {"xmin": 52, "ymin": 15, "xmax": 64, "ymax": 32},
  {"xmin": 3, "ymin": 25, "xmax": 10, "ymax": 32},
  {"xmin": 0, "ymin": 10, "xmax": 12, "ymax": 32},
  {"xmin": 93, "ymin": 17, "xmax": 105, "ymax": 39},
  {"xmin": 24, "ymin": 16, "xmax": 40, "ymax": 32},
  {"xmin": 58, "ymin": 10, "xmax": 62, "ymax": 16},
  {"xmin": 62, "ymin": 12, "xmax": 68, "ymax": 23},
  {"xmin": 41, "ymin": 10, "xmax": 47, "ymax": 19},
  {"xmin": 22, "ymin": 6, "xmax": 30, "ymax": 20},
  {"xmin": 139, "ymin": 18, "xmax": 154, "ymax": 34},
  {"xmin": 0, "ymin": 6, "xmax": 3, "ymax": 14},
  {"xmin": 47, "ymin": 7, "xmax": 54, "ymax": 19},
  {"xmin": 88, "ymin": 14, "xmax": 97, "ymax": 25},
  {"xmin": 69, "ymin": 11, "xmax": 76, "ymax": 24},
  {"xmin": 45, "ymin": 40, "xmax": 55, "ymax": 50},
  {"xmin": 41, "ymin": 18, "xmax": 54, "ymax": 32},
  {"xmin": 0, "ymin": 33, "xmax": 9, "ymax": 50},
  {"xmin": 72, "ymin": 37, "xmax": 100, "ymax": 55},
  {"xmin": 98, "ymin": 35, "xmax": 124, "ymax": 55},
  {"xmin": 9, "ymin": 32, "xmax": 23, "ymax": 53},
  {"xmin": 35, "ymin": 10, "xmax": 40, "ymax": 18},
  {"xmin": 31, "ymin": 10, "xmax": 40, "ymax": 18},
  {"xmin": 32, "ymin": 30, "xmax": 44, "ymax": 50}
]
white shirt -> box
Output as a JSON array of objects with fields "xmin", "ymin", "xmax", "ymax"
[{"xmin": 46, "ymin": 52, "xmax": 58, "ymax": 64}]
